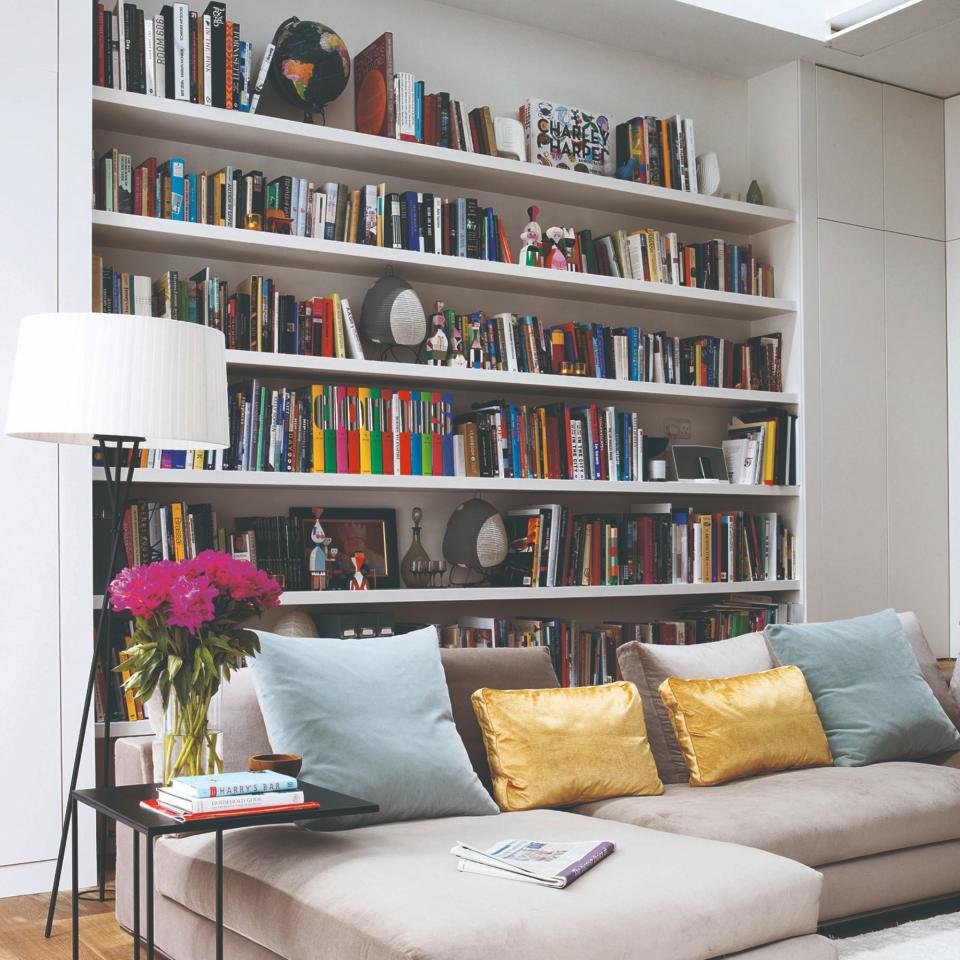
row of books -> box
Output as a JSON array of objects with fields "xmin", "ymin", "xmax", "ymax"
[
  {"xmin": 635, "ymin": 598, "xmax": 791, "ymax": 646},
  {"xmin": 574, "ymin": 228, "xmax": 774, "ymax": 296},
  {"xmin": 89, "ymin": 259, "xmax": 785, "ymax": 390},
  {"xmin": 615, "ymin": 115, "xmax": 698, "ymax": 191},
  {"xmin": 144, "ymin": 772, "xmax": 315, "ymax": 821},
  {"xmin": 499, "ymin": 505, "xmax": 796, "ymax": 588},
  {"xmin": 455, "ymin": 400, "xmax": 646, "ymax": 482},
  {"xmin": 93, "ymin": 258, "xmax": 364, "ymax": 357},
  {"xmin": 94, "ymin": 2, "xmax": 266, "ymax": 113},
  {"xmin": 92, "ymin": 146, "xmax": 772, "ymax": 290},
  {"xmin": 446, "ymin": 618, "xmax": 621, "ymax": 688},
  {"xmin": 121, "ymin": 499, "xmax": 224, "ymax": 566},
  {"xmin": 92, "ymin": 148, "xmax": 514, "ymax": 263},
  {"xmin": 438, "ymin": 598, "xmax": 793, "ymax": 685},
  {"xmin": 428, "ymin": 306, "xmax": 781, "ymax": 391}
]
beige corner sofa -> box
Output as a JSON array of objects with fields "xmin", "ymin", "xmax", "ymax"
[{"xmin": 113, "ymin": 613, "xmax": 960, "ymax": 960}]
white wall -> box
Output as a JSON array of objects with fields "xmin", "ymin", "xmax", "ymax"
[{"xmin": 0, "ymin": 0, "xmax": 95, "ymax": 900}]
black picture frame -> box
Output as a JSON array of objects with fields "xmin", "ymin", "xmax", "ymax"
[{"xmin": 289, "ymin": 506, "xmax": 400, "ymax": 590}]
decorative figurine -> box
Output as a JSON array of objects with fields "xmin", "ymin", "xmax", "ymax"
[
  {"xmin": 426, "ymin": 301, "xmax": 449, "ymax": 366},
  {"xmin": 445, "ymin": 311, "xmax": 468, "ymax": 368},
  {"xmin": 348, "ymin": 550, "xmax": 370, "ymax": 590},
  {"xmin": 544, "ymin": 226, "xmax": 570, "ymax": 270},
  {"xmin": 308, "ymin": 518, "xmax": 332, "ymax": 590},
  {"xmin": 519, "ymin": 205, "xmax": 544, "ymax": 267}
]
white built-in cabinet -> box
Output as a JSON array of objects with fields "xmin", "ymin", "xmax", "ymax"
[
  {"xmin": 815, "ymin": 66, "xmax": 950, "ymax": 655},
  {"xmin": 816, "ymin": 220, "xmax": 888, "ymax": 619},
  {"xmin": 817, "ymin": 69, "xmax": 883, "ymax": 230},
  {"xmin": 944, "ymin": 96, "xmax": 960, "ymax": 658}
]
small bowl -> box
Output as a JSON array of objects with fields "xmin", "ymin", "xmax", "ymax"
[{"xmin": 248, "ymin": 753, "xmax": 302, "ymax": 778}]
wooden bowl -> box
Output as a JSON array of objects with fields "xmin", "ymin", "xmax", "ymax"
[{"xmin": 248, "ymin": 753, "xmax": 302, "ymax": 778}]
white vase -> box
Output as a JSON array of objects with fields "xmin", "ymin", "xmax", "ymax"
[{"xmin": 696, "ymin": 152, "xmax": 721, "ymax": 196}]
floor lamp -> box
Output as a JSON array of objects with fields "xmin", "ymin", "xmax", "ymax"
[{"xmin": 4, "ymin": 312, "xmax": 228, "ymax": 937}]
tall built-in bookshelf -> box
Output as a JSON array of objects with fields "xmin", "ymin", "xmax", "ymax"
[{"xmin": 86, "ymin": 11, "xmax": 805, "ymax": 738}]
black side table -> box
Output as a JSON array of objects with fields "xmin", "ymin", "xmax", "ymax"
[{"xmin": 71, "ymin": 781, "xmax": 378, "ymax": 960}]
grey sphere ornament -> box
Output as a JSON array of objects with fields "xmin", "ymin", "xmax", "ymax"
[
  {"xmin": 442, "ymin": 498, "xmax": 508, "ymax": 574},
  {"xmin": 360, "ymin": 275, "xmax": 427, "ymax": 347}
]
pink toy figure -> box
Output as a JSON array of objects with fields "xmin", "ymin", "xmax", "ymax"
[
  {"xmin": 519, "ymin": 205, "xmax": 543, "ymax": 267},
  {"xmin": 544, "ymin": 226, "xmax": 569, "ymax": 270}
]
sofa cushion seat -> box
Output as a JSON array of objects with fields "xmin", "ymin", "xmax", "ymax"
[
  {"xmin": 155, "ymin": 809, "xmax": 822, "ymax": 960},
  {"xmin": 576, "ymin": 761, "xmax": 960, "ymax": 867}
]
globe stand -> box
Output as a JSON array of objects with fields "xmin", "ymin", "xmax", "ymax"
[{"xmin": 302, "ymin": 106, "xmax": 327, "ymax": 125}]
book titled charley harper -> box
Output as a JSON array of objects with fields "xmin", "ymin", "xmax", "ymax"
[
  {"xmin": 451, "ymin": 838, "xmax": 615, "ymax": 888},
  {"xmin": 520, "ymin": 99, "xmax": 615, "ymax": 176}
]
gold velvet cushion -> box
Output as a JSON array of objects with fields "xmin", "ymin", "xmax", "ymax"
[
  {"xmin": 658, "ymin": 666, "xmax": 833, "ymax": 786},
  {"xmin": 471, "ymin": 682, "xmax": 664, "ymax": 811}
]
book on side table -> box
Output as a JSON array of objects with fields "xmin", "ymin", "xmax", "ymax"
[
  {"xmin": 141, "ymin": 771, "xmax": 320, "ymax": 822},
  {"xmin": 451, "ymin": 839, "xmax": 615, "ymax": 888}
]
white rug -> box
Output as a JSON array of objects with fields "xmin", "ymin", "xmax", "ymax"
[{"xmin": 835, "ymin": 911, "xmax": 960, "ymax": 959}]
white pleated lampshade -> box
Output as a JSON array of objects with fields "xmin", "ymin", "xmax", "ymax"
[{"xmin": 5, "ymin": 313, "xmax": 229, "ymax": 449}]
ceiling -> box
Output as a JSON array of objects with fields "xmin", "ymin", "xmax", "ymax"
[{"xmin": 431, "ymin": 0, "xmax": 960, "ymax": 97}]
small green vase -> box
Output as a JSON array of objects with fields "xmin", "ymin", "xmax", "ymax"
[{"xmin": 746, "ymin": 180, "xmax": 763, "ymax": 205}]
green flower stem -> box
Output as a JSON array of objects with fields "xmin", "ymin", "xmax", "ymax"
[{"xmin": 163, "ymin": 683, "xmax": 223, "ymax": 785}]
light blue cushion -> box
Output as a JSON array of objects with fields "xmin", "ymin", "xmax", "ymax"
[
  {"xmin": 766, "ymin": 609, "xmax": 960, "ymax": 766},
  {"xmin": 249, "ymin": 626, "xmax": 498, "ymax": 828}
]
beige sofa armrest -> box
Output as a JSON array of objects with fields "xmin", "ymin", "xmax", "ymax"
[{"xmin": 115, "ymin": 735, "xmax": 154, "ymax": 787}]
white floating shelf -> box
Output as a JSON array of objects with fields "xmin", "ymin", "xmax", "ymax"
[
  {"xmin": 93, "ymin": 467, "xmax": 798, "ymax": 497},
  {"xmin": 92, "ymin": 87, "xmax": 796, "ymax": 234},
  {"xmin": 223, "ymin": 350, "xmax": 800, "ymax": 409},
  {"xmin": 94, "ymin": 719, "xmax": 153, "ymax": 738},
  {"xmin": 92, "ymin": 211, "xmax": 797, "ymax": 321},
  {"xmin": 94, "ymin": 580, "xmax": 801, "ymax": 608}
]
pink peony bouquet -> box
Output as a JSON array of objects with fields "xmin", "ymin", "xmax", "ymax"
[
  {"xmin": 109, "ymin": 551, "xmax": 282, "ymax": 633},
  {"xmin": 109, "ymin": 552, "xmax": 282, "ymax": 782}
]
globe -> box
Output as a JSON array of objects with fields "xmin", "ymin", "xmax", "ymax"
[{"xmin": 269, "ymin": 18, "xmax": 350, "ymax": 122}]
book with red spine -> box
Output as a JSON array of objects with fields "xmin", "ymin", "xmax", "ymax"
[{"xmin": 141, "ymin": 798, "xmax": 320, "ymax": 822}]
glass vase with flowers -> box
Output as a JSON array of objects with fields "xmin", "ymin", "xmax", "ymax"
[{"xmin": 108, "ymin": 551, "xmax": 282, "ymax": 785}]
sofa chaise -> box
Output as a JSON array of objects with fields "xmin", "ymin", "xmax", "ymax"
[{"xmin": 112, "ymin": 611, "xmax": 960, "ymax": 960}]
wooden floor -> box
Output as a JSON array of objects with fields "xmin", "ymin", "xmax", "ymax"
[{"xmin": 0, "ymin": 886, "xmax": 165, "ymax": 960}]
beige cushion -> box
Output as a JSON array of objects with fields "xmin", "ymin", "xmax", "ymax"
[
  {"xmin": 897, "ymin": 611, "xmax": 960, "ymax": 732},
  {"xmin": 617, "ymin": 632, "xmax": 772, "ymax": 783},
  {"xmin": 155, "ymin": 809, "xmax": 822, "ymax": 960},
  {"xmin": 440, "ymin": 646, "xmax": 558, "ymax": 790},
  {"xmin": 577, "ymin": 761, "xmax": 960, "ymax": 867}
]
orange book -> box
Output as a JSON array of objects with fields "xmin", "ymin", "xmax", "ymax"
[{"xmin": 660, "ymin": 120, "xmax": 672, "ymax": 189}]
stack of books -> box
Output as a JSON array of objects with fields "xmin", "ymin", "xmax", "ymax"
[
  {"xmin": 497, "ymin": 504, "xmax": 796, "ymax": 589},
  {"xmin": 142, "ymin": 771, "xmax": 313, "ymax": 821}
]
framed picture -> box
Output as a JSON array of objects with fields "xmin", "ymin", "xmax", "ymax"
[{"xmin": 289, "ymin": 507, "xmax": 400, "ymax": 591}]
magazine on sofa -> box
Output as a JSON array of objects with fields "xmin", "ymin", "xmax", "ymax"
[{"xmin": 451, "ymin": 839, "xmax": 615, "ymax": 888}]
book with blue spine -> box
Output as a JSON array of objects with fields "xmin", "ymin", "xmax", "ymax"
[
  {"xmin": 167, "ymin": 771, "xmax": 298, "ymax": 799},
  {"xmin": 169, "ymin": 157, "xmax": 186, "ymax": 221}
]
